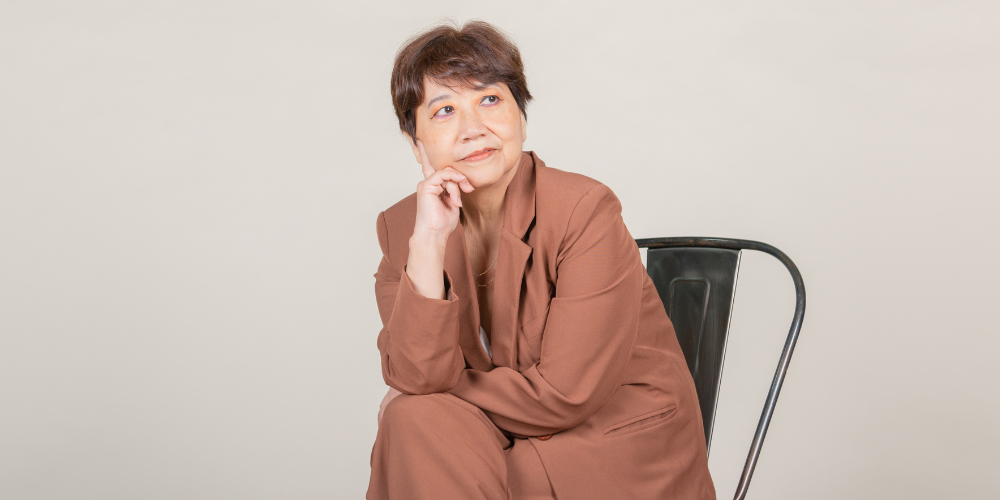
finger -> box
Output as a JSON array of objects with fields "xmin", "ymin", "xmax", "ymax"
[
  {"xmin": 426, "ymin": 168, "xmax": 471, "ymax": 189},
  {"xmin": 417, "ymin": 179, "xmax": 444, "ymax": 198},
  {"xmin": 440, "ymin": 180, "xmax": 455, "ymax": 206},
  {"xmin": 417, "ymin": 141, "xmax": 434, "ymax": 179},
  {"xmin": 446, "ymin": 180, "xmax": 462, "ymax": 207},
  {"xmin": 439, "ymin": 169, "xmax": 475, "ymax": 193}
]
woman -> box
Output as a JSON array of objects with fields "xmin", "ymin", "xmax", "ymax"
[{"xmin": 368, "ymin": 21, "xmax": 716, "ymax": 500}]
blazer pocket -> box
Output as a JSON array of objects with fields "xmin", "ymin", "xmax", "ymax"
[
  {"xmin": 519, "ymin": 305, "xmax": 550, "ymax": 340},
  {"xmin": 602, "ymin": 405, "xmax": 678, "ymax": 438}
]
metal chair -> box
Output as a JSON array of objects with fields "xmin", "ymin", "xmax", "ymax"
[{"xmin": 635, "ymin": 237, "xmax": 806, "ymax": 500}]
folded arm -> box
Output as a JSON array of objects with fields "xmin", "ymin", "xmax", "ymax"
[
  {"xmin": 373, "ymin": 211, "xmax": 464, "ymax": 395},
  {"xmin": 449, "ymin": 184, "xmax": 645, "ymax": 436}
]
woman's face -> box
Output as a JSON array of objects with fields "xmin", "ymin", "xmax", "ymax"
[{"xmin": 408, "ymin": 78, "xmax": 527, "ymax": 191}]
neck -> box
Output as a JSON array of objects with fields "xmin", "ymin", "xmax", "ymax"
[
  {"xmin": 460, "ymin": 186, "xmax": 505, "ymax": 232},
  {"xmin": 460, "ymin": 158, "xmax": 521, "ymax": 232}
]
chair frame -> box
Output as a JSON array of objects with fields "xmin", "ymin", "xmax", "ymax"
[{"xmin": 635, "ymin": 237, "xmax": 806, "ymax": 500}]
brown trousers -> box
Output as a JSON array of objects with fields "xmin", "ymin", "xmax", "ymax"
[{"xmin": 367, "ymin": 393, "xmax": 556, "ymax": 500}]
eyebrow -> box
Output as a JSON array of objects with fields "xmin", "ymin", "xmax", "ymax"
[
  {"xmin": 425, "ymin": 83, "xmax": 501, "ymax": 109},
  {"xmin": 426, "ymin": 93, "xmax": 452, "ymax": 109}
]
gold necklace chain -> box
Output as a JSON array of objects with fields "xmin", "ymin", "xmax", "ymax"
[
  {"xmin": 474, "ymin": 253, "xmax": 498, "ymax": 276},
  {"xmin": 471, "ymin": 223, "xmax": 502, "ymax": 287},
  {"xmin": 474, "ymin": 253, "xmax": 498, "ymax": 287}
]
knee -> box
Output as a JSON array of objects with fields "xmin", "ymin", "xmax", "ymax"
[{"xmin": 380, "ymin": 393, "xmax": 452, "ymax": 432}]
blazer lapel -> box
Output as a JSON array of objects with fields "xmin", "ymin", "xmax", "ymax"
[
  {"xmin": 489, "ymin": 152, "xmax": 537, "ymax": 369},
  {"xmin": 444, "ymin": 152, "xmax": 537, "ymax": 372},
  {"xmin": 491, "ymin": 231, "xmax": 532, "ymax": 368}
]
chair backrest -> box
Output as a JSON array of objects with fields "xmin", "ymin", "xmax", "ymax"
[
  {"xmin": 635, "ymin": 237, "xmax": 806, "ymax": 500},
  {"xmin": 644, "ymin": 246, "xmax": 740, "ymax": 452}
]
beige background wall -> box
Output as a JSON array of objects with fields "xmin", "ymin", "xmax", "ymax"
[{"xmin": 2, "ymin": 1, "xmax": 997, "ymax": 498}]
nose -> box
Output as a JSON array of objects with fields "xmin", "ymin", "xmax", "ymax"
[{"xmin": 458, "ymin": 108, "xmax": 487, "ymax": 143}]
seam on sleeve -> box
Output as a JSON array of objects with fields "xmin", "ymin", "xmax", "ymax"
[
  {"xmin": 557, "ymin": 183, "xmax": 607, "ymax": 266},
  {"xmin": 561, "ymin": 184, "xmax": 603, "ymax": 243},
  {"xmin": 566, "ymin": 183, "xmax": 605, "ymax": 230},
  {"xmin": 377, "ymin": 211, "xmax": 394, "ymax": 269}
]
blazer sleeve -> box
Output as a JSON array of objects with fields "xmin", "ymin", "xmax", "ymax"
[
  {"xmin": 449, "ymin": 184, "xmax": 645, "ymax": 436},
  {"xmin": 373, "ymin": 211, "xmax": 465, "ymax": 395}
]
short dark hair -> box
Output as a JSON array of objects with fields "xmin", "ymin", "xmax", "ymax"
[{"xmin": 390, "ymin": 21, "xmax": 532, "ymax": 142}]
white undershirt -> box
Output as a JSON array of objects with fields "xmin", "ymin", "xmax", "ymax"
[{"xmin": 479, "ymin": 325, "xmax": 493, "ymax": 359}]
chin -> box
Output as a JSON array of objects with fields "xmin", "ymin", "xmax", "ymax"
[{"xmin": 467, "ymin": 173, "xmax": 498, "ymax": 189}]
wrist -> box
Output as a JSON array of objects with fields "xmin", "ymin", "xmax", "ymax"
[
  {"xmin": 405, "ymin": 232, "xmax": 448, "ymax": 300},
  {"xmin": 409, "ymin": 230, "xmax": 450, "ymax": 254}
]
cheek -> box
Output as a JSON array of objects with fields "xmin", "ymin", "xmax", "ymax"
[
  {"xmin": 420, "ymin": 129, "xmax": 451, "ymax": 165},
  {"xmin": 489, "ymin": 112, "xmax": 524, "ymax": 142}
]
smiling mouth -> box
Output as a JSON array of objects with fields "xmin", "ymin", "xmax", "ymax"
[{"xmin": 462, "ymin": 148, "xmax": 496, "ymax": 162}]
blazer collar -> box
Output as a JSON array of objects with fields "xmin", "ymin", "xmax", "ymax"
[
  {"xmin": 501, "ymin": 151, "xmax": 537, "ymax": 240},
  {"xmin": 444, "ymin": 151, "xmax": 537, "ymax": 370}
]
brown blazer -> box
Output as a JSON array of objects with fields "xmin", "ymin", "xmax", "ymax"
[{"xmin": 373, "ymin": 152, "xmax": 716, "ymax": 499}]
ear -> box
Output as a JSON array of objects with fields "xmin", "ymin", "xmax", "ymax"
[
  {"xmin": 520, "ymin": 113, "xmax": 527, "ymax": 142},
  {"xmin": 404, "ymin": 133, "xmax": 421, "ymax": 163}
]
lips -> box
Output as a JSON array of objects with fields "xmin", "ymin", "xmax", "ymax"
[{"xmin": 462, "ymin": 148, "xmax": 496, "ymax": 162}]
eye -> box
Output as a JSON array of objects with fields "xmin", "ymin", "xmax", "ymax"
[
  {"xmin": 433, "ymin": 105, "xmax": 455, "ymax": 117},
  {"xmin": 481, "ymin": 95, "xmax": 501, "ymax": 106}
]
